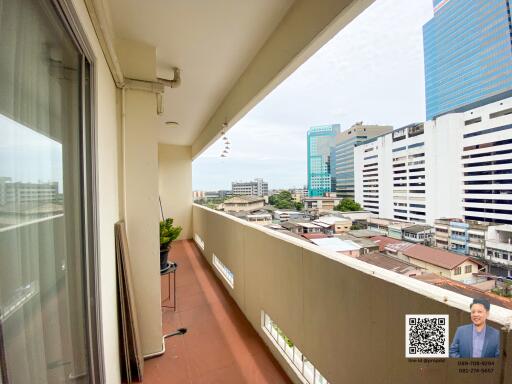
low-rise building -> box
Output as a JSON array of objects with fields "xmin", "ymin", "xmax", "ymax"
[
  {"xmin": 313, "ymin": 216, "xmax": 352, "ymax": 234},
  {"xmin": 347, "ymin": 229, "xmax": 382, "ymax": 238},
  {"xmin": 246, "ymin": 213, "xmax": 272, "ymax": 226},
  {"xmin": 281, "ymin": 221, "xmax": 322, "ymax": 235},
  {"xmin": 290, "ymin": 186, "xmax": 308, "ymax": 202},
  {"xmin": 295, "ymin": 222, "xmax": 323, "ymax": 235},
  {"xmin": 358, "ymin": 252, "xmax": 425, "ymax": 277},
  {"xmin": 222, "ymin": 195, "xmax": 265, "ymax": 212},
  {"xmin": 367, "ymin": 217, "xmax": 411, "ymax": 237},
  {"xmin": 303, "ymin": 195, "xmax": 342, "ymax": 211},
  {"xmin": 485, "ymin": 225, "xmax": 512, "ymax": 279},
  {"xmin": 399, "ymin": 244, "xmax": 484, "ymax": 284},
  {"xmin": 335, "ymin": 234, "xmax": 379, "ymax": 254},
  {"xmin": 273, "ymin": 210, "xmax": 307, "ymax": 223},
  {"xmin": 309, "ymin": 237, "xmax": 361, "ymax": 257},
  {"xmin": 402, "ymin": 224, "xmax": 434, "ymax": 244},
  {"xmin": 434, "ymin": 218, "xmax": 489, "ymax": 258},
  {"xmin": 413, "ymin": 274, "xmax": 511, "ymax": 309},
  {"xmin": 369, "ymin": 235, "xmax": 403, "ymax": 252}
]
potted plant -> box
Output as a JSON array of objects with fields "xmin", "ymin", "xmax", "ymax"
[{"xmin": 160, "ymin": 218, "xmax": 182, "ymax": 271}]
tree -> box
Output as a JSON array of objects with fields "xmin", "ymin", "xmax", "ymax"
[
  {"xmin": 269, "ymin": 191, "xmax": 301, "ymax": 210},
  {"xmin": 334, "ymin": 198, "xmax": 362, "ymax": 212}
]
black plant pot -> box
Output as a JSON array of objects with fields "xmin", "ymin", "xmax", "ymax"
[{"xmin": 160, "ymin": 246, "xmax": 169, "ymax": 272}]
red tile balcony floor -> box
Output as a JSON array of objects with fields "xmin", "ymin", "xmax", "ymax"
[{"xmin": 142, "ymin": 239, "xmax": 292, "ymax": 384}]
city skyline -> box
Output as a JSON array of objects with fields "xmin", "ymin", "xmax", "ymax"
[{"xmin": 192, "ymin": 0, "xmax": 433, "ymax": 191}]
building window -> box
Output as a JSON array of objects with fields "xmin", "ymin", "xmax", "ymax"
[
  {"xmin": 454, "ymin": 267, "xmax": 462, "ymax": 275},
  {"xmin": 262, "ymin": 311, "xmax": 329, "ymax": 384},
  {"xmin": 464, "ymin": 265, "xmax": 472, "ymax": 274},
  {"xmin": 464, "ymin": 117, "xmax": 482, "ymax": 125}
]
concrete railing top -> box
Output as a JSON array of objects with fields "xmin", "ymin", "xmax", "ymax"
[{"xmin": 193, "ymin": 204, "xmax": 512, "ymax": 328}]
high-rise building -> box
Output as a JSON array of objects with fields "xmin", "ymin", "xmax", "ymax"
[
  {"xmin": 354, "ymin": 118, "xmax": 463, "ymax": 224},
  {"xmin": 232, "ymin": 178, "xmax": 268, "ymax": 197},
  {"xmin": 334, "ymin": 123, "xmax": 392, "ymax": 199},
  {"xmin": 307, "ymin": 124, "xmax": 340, "ymax": 197},
  {"xmin": 423, "ymin": 0, "xmax": 512, "ymax": 120},
  {"xmin": 354, "ymin": 96, "xmax": 512, "ymax": 226}
]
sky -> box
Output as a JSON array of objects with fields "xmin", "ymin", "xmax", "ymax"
[
  {"xmin": 0, "ymin": 113, "xmax": 63, "ymax": 190},
  {"xmin": 192, "ymin": 0, "xmax": 434, "ymax": 191}
]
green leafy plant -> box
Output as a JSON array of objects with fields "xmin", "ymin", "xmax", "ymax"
[
  {"xmin": 160, "ymin": 218, "xmax": 182, "ymax": 250},
  {"xmin": 334, "ymin": 198, "xmax": 362, "ymax": 212}
]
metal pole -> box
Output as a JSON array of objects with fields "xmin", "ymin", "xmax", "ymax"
[{"xmin": 159, "ymin": 196, "xmax": 165, "ymax": 221}]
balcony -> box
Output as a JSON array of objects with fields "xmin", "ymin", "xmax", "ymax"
[
  {"xmin": 3, "ymin": 0, "xmax": 512, "ymax": 383},
  {"xmin": 144, "ymin": 239, "xmax": 291, "ymax": 383},
  {"xmin": 190, "ymin": 204, "xmax": 512, "ymax": 383}
]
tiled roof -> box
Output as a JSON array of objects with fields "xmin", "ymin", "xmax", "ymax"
[
  {"xmin": 358, "ymin": 252, "xmax": 424, "ymax": 275},
  {"xmin": 370, "ymin": 236, "xmax": 403, "ymax": 251},
  {"xmin": 414, "ymin": 273, "xmax": 512, "ymax": 310},
  {"xmin": 403, "ymin": 244, "xmax": 472, "ymax": 270},
  {"xmin": 302, "ymin": 233, "xmax": 329, "ymax": 240}
]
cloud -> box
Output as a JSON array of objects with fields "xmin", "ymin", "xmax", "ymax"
[{"xmin": 193, "ymin": 0, "xmax": 434, "ymax": 191}]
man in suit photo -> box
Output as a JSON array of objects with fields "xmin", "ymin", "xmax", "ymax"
[{"xmin": 449, "ymin": 298, "xmax": 500, "ymax": 358}]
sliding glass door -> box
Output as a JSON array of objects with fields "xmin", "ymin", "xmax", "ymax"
[{"xmin": 0, "ymin": 0, "xmax": 97, "ymax": 382}]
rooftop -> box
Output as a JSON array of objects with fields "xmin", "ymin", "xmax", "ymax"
[
  {"xmin": 302, "ymin": 233, "xmax": 330, "ymax": 240},
  {"xmin": 385, "ymin": 242, "xmax": 416, "ymax": 253},
  {"xmin": 348, "ymin": 229, "xmax": 382, "ymax": 238},
  {"xmin": 309, "ymin": 237, "xmax": 361, "ymax": 253},
  {"xmin": 495, "ymin": 224, "xmax": 512, "ymax": 233},
  {"xmin": 336, "ymin": 234, "xmax": 379, "ymax": 249},
  {"xmin": 368, "ymin": 217, "xmax": 411, "ymax": 226},
  {"xmin": 370, "ymin": 236, "xmax": 403, "ymax": 251},
  {"xmin": 296, "ymin": 222, "xmax": 322, "ymax": 229},
  {"xmin": 313, "ymin": 216, "xmax": 351, "ymax": 225},
  {"xmin": 413, "ymin": 273, "xmax": 512, "ymax": 310},
  {"xmin": 403, "ymin": 225, "xmax": 432, "ymax": 233},
  {"xmin": 403, "ymin": 244, "xmax": 477, "ymax": 270},
  {"xmin": 358, "ymin": 252, "xmax": 425, "ymax": 275}
]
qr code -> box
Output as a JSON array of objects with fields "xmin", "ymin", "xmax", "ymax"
[{"xmin": 405, "ymin": 315, "xmax": 449, "ymax": 358}]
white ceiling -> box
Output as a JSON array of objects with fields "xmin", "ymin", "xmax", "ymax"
[{"xmin": 106, "ymin": 0, "xmax": 294, "ymax": 146}]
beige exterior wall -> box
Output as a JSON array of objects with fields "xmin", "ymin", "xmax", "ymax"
[
  {"xmin": 449, "ymin": 260, "xmax": 479, "ymax": 281},
  {"xmin": 223, "ymin": 200, "xmax": 264, "ymax": 212},
  {"xmin": 193, "ymin": 204, "xmax": 512, "ymax": 383},
  {"xmin": 158, "ymin": 144, "xmax": 193, "ymax": 240},
  {"xmin": 402, "ymin": 257, "xmax": 478, "ymax": 282},
  {"xmin": 405, "ymin": 258, "xmax": 452, "ymax": 277},
  {"xmin": 123, "ymin": 89, "xmax": 162, "ymax": 355},
  {"xmin": 71, "ymin": 0, "xmax": 121, "ymax": 382},
  {"xmin": 334, "ymin": 221, "xmax": 351, "ymax": 233}
]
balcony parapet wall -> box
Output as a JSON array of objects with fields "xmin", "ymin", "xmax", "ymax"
[{"xmin": 192, "ymin": 204, "xmax": 512, "ymax": 383}]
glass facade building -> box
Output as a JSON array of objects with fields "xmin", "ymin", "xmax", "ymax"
[
  {"xmin": 307, "ymin": 124, "xmax": 340, "ymax": 197},
  {"xmin": 335, "ymin": 124, "xmax": 392, "ymax": 199},
  {"xmin": 335, "ymin": 136, "xmax": 362, "ymax": 198},
  {"xmin": 423, "ymin": 0, "xmax": 512, "ymax": 120}
]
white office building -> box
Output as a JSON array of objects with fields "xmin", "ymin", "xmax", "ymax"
[
  {"xmin": 355, "ymin": 97, "xmax": 512, "ymax": 226},
  {"xmin": 355, "ymin": 118, "xmax": 463, "ymax": 224},
  {"xmin": 460, "ymin": 98, "xmax": 512, "ymax": 225},
  {"xmin": 232, "ymin": 178, "xmax": 269, "ymax": 197}
]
